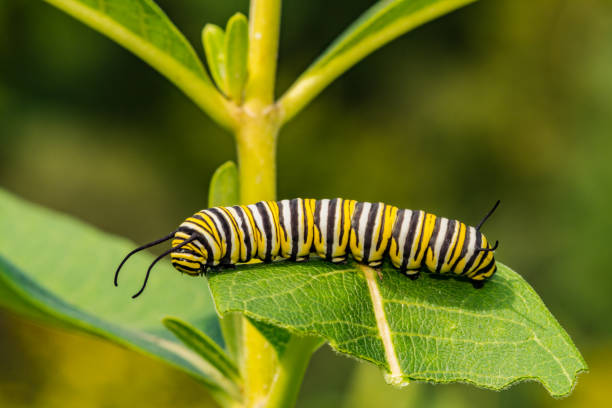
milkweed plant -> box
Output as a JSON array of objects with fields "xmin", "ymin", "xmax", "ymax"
[{"xmin": 0, "ymin": 1, "xmax": 587, "ymax": 407}]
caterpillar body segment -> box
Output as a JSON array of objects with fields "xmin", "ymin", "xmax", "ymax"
[
  {"xmin": 170, "ymin": 198, "xmax": 497, "ymax": 281},
  {"xmin": 117, "ymin": 199, "xmax": 499, "ymax": 298}
]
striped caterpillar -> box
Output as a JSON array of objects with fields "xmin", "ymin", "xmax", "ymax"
[{"xmin": 115, "ymin": 199, "xmax": 499, "ymax": 298}]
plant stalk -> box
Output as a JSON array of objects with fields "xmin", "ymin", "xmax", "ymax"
[{"xmin": 235, "ymin": 1, "xmax": 286, "ymax": 407}]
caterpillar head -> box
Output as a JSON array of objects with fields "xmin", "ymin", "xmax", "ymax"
[
  {"xmin": 170, "ymin": 230, "xmax": 207, "ymax": 275},
  {"xmin": 468, "ymin": 234, "xmax": 498, "ymax": 282},
  {"xmin": 114, "ymin": 228, "xmax": 208, "ymax": 299},
  {"xmin": 468, "ymin": 200, "xmax": 501, "ymax": 283}
]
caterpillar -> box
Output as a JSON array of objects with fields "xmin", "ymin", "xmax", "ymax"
[{"xmin": 115, "ymin": 199, "xmax": 499, "ymax": 298}]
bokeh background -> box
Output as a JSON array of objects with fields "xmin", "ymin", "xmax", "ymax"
[{"xmin": 1, "ymin": 0, "xmax": 611, "ymax": 406}]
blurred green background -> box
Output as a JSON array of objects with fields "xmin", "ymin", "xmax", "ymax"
[{"xmin": 1, "ymin": 0, "xmax": 610, "ymax": 407}]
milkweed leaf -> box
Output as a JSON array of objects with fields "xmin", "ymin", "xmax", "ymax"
[
  {"xmin": 0, "ymin": 187, "xmax": 239, "ymax": 402},
  {"xmin": 279, "ymin": 0, "xmax": 478, "ymax": 123},
  {"xmin": 163, "ymin": 317, "xmax": 241, "ymax": 384},
  {"xmin": 42, "ymin": 0, "xmax": 234, "ymax": 128},
  {"xmin": 208, "ymin": 259, "xmax": 587, "ymax": 397},
  {"xmin": 203, "ymin": 24, "xmax": 228, "ymax": 95},
  {"xmin": 225, "ymin": 13, "xmax": 249, "ymax": 103}
]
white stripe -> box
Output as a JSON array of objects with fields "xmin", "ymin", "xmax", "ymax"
[
  {"xmin": 297, "ymin": 199, "xmax": 305, "ymax": 256},
  {"xmin": 226, "ymin": 207, "xmax": 249, "ymax": 261},
  {"xmin": 319, "ymin": 199, "xmax": 329, "ymax": 252},
  {"xmin": 357, "ymin": 202, "xmax": 371, "ymax": 254},
  {"xmin": 332, "ymin": 199, "xmax": 342, "ymax": 255},
  {"xmin": 368, "ymin": 203, "xmax": 383, "ymax": 260},
  {"xmin": 466, "ymin": 226, "xmax": 477, "ymax": 254},
  {"xmin": 279, "ymin": 200, "xmax": 292, "ymax": 256},
  {"xmin": 396, "ymin": 210, "xmax": 412, "ymax": 260},
  {"xmin": 408, "ymin": 211, "xmax": 424, "ymax": 264},
  {"xmin": 433, "ymin": 218, "xmax": 449, "ymax": 265}
]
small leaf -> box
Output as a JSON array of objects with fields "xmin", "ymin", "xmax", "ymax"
[
  {"xmin": 225, "ymin": 13, "xmax": 249, "ymax": 103},
  {"xmin": 163, "ymin": 317, "xmax": 241, "ymax": 384},
  {"xmin": 0, "ymin": 188, "xmax": 237, "ymax": 401},
  {"xmin": 279, "ymin": 0, "xmax": 478, "ymax": 123},
  {"xmin": 208, "ymin": 161, "xmax": 240, "ymax": 208},
  {"xmin": 248, "ymin": 317, "xmax": 291, "ymax": 356},
  {"xmin": 43, "ymin": 0, "xmax": 234, "ymax": 129},
  {"xmin": 203, "ymin": 24, "xmax": 228, "ymax": 95},
  {"xmin": 208, "ymin": 260, "xmax": 587, "ymax": 397}
]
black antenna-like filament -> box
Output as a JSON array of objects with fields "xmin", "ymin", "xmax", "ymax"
[
  {"xmin": 114, "ymin": 232, "xmax": 176, "ymax": 287},
  {"xmin": 476, "ymin": 200, "xmax": 500, "ymax": 231},
  {"xmin": 132, "ymin": 235, "xmax": 197, "ymax": 299},
  {"xmin": 476, "ymin": 240, "xmax": 499, "ymax": 252}
]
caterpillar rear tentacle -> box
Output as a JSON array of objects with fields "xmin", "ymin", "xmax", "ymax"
[{"xmin": 115, "ymin": 199, "xmax": 499, "ymax": 298}]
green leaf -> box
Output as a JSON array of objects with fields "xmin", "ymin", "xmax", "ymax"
[
  {"xmin": 163, "ymin": 317, "xmax": 241, "ymax": 384},
  {"xmin": 279, "ymin": 0, "xmax": 478, "ymax": 124},
  {"xmin": 43, "ymin": 0, "xmax": 235, "ymax": 129},
  {"xmin": 208, "ymin": 161, "xmax": 240, "ymax": 209},
  {"xmin": 208, "ymin": 260, "xmax": 587, "ymax": 397},
  {"xmin": 203, "ymin": 24, "xmax": 228, "ymax": 95},
  {"xmin": 0, "ymin": 188, "xmax": 239, "ymax": 402},
  {"xmin": 225, "ymin": 13, "xmax": 249, "ymax": 103}
]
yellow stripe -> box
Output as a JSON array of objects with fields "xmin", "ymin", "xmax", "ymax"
[
  {"xmin": 303, "ymin": 199, "xmax": 315, "ymax": 252},
  {"xmin": 447, "ymin": 222, "xmax": 466, "ymax": 269},
  {"xmin": 418, "ymin": 213, "xmax": 437, "ymax": 265},
  {"xmin": 241, "ymin": 205, "xmax": 261, "ymax": 252}
]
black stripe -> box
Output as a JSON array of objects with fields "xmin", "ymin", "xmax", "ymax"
[
  {"xmin": 401, "ymin": 211, "xmax": 420, "ymax": 270},
  {"xmin": 472, "ymin": 244, "xmax": 491, "ymax": 272},
  {"xmin": 391, "ymin": 209, "xmax": 405, "ymax": 259},
  {"xmin": 462, "ymin": 231, "xmax": 483, "ymax": 274},
  {"xmin": 199, "ymin": 235, "xmax": 215, "ymax": 267},
  {"xmin": 436, "ymin": 219, "xmax": 456, "ymax": 273},
  {"xmin": 290, "ymin": 199, "xmax": 299, "ymax": 260},
  {"xmin": 208, "ymin": 208, "xmax": 233, "ymax": 264},
  {"xmin": 351, "ymin": 202, "xmax": 364, "ymax": 250},
  {"xmin": 255, "ymin": 202, "xmax": 273, "ymax": 262},
  {"xmin": 191, "ymin": 213, "xmax": 221, "ymax": 247},
  {"xmin": 472, "ymin": 257, "xmax": 496, "ymax": 278},
  {"xmin": 362, "ymin": 202, "xmax": 379, "ymax": 263},
  {"xmin": 375, "ymin": 204, "xmax": 386, "ymax": 252},
  {"xmin": 413, "ymin": 212, "xmax": 428, "ymax": 268},
  {"xmin": 426, "ymin": 216, "xmax": 442, "ymax": 270},
  {"xmin": 314, "ymin": 200, "xmax": 322, "ymax": 249},
  {"xmin": 451, "ymin": 225, "xmax": 471, "ymax": 272},
  {"xmin": 338, "ymin": 199, "xmax": 347, "ymax": 251},
  {"xmin": 326, "ymin": 199, "xmax": 338, "ymax": 260},
  {"xmin": 171, "ymin": 261, "xmax": 200, "ymax": 272},
  {"xmin": 232, "ymin": 206, "xmax": 252, "ymax": 262},
  {"xmin": 221, "ymin": 207, "xmax": 243, "ymax": 261}
]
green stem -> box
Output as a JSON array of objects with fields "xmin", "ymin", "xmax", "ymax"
[
  {"xmin": 245, "ymin": 0, "xmax": 282, "ymax": 110},
  {"xmin": 235, "ymin": 114, "xmax": 280, "ymax": 408},
  {"xmin": 265, "ymin": 336, "xmax": 323, "ymax": 408},
  {"xmin": 234, "ymin": 2, "xmax": 287, "ymax": 407}
]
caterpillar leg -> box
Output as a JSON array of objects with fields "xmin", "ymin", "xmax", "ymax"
[
  {"xmin": 471, "ymin": 280, "xmax": 485, "ymax": 289},
  {"xmin": 401, "ymin": 269, "xmax": 420, "ymax": 281}
]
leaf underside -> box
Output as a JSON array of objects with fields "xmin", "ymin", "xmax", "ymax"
[
  {"xmin": 0, "ymin": 187, "xmax": 230, "ymax": 392},
  {"xmin": 208, "ymin": 259, "xmax": 586, "ymax": 397}
]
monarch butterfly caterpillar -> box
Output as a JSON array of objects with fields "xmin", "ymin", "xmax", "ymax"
[{"xmin": 115, "ymin": 199, "xmax": 500, "ymax": 298}]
